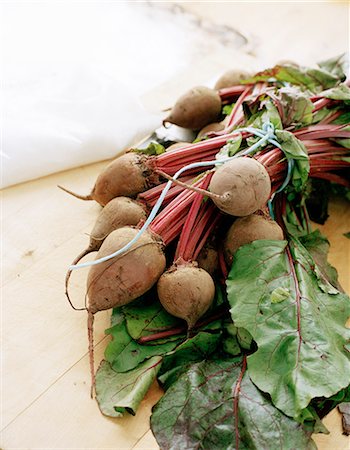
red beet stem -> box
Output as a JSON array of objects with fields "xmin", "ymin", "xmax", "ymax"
[
  {"xmin": 137, "ymin": 306, "xmax": 229, "ymax": 344},
  {"xmin": 309, "ymin": 172, "xmax": 350, "ymax": 187},
  {"xmin": 227, "ymin": 86, "xmax": 252, "ymax": 128},
  {"xmin": 295, "ymin": 124, "xmax": 350, "ymax": 140},
  {"xmin": 312, "ymin": 97, "xmax": 332, "ymax": 112},
  {"xmin": 192, "ymin": 207, "xmax": 221, "ymax": 261},
  {"xmin": 218, "ymin": 247, "xmax": 228, "ymax": 280},
  {"xmin": 218, "ymin": 84, "xmax": 247, "ymax": 101},
  {"xmin": 151, "ymin": 176, "xmax": 209, "ymax": 240},
  {"xmin": 155, "ymin": 131, "xmax": 250, "ymax": 167},
  {"xmin": 175, "ymin": 173, "xmax": 212, "ymax": 260},
  {"xmin": 138, "ymin": 176, "xmax": 193, "ymax": 207}
]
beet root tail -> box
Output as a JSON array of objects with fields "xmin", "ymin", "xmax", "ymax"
[
  {"xmin": 57, "ymin": 184, "xmax": 93, "ymax": 201},
  {"xmin": 65, "ymin": 249, "xmax": 92, "ymax": 311},
  {"xmin": 88, "ymin": 311, "xmax": 95, "ymax": 398}
]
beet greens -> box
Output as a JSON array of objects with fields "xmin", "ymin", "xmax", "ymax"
[{"xmin": 63, "ymin": 55, "xmax": 350, "ymax": 448}]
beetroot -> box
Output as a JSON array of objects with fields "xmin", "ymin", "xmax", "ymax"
[
  {"xmin": 197, "ymin": 243, "xmax": 218, "ymax": 275},
  {"xmin": 86, "ymin": 226, "xmax": 166, "ymax": 394},
  {"xmin": 65, "ymin": 197, "xmax": 146, "ymax": 308},
  {"xmin": 157, "ymin": 262, "xmax": 215, "ymax": 329},
  {"xmin": 59, "ymin": 152, "xmax": 156, "ymax": 206},
  {"xmin": 214, "ymin": 69, "xmax": 251, "ymax": 90},
  {"xmin": 197, "ymin": 122, "xmax": 225, "ymax": 139},
  {"xmin": 209, "ymin": 157, "xmax": 271, "ymax": 216},
  {"xmin": 224, "ymin": 213, "xmax": 284, "ymax": 264},
  {"xmin": 164, "ymin": 86, "xmax": 222, "ymax": 130},
  {"xmin": 87, "ymin": 227, "xmax": 165, "ymax": 313}
]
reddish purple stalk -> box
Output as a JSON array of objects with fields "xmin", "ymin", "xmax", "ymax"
[{"xmin": 137, "ymin": 306, "xmax": 229, "ymax": 344}]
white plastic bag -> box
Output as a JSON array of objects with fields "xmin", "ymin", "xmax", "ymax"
[{"xmin": 2, "ymin": 67, "xmax": 160, "ymax": 188}]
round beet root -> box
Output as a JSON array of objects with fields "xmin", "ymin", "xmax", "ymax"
[
  {"xmin": 197, "ymin": 245, "xmax": 218, "ymax": 275},
  {"xmin": 87, "ymin": 227, "xmax": 166, "ymax": 314},
  {"xmin": 164, "ymin": 86, "xmax": 222, "ymax": 130},
  {"xmin": 92, "ymin": 152, "xmax": 152, "ymax": 206},
  {"xmin": 166, "ymin": 142, "xmax": 192, "ymax": 152},
  {"xmin": 197, "ymin": 122, "xmax": 225, "ymax": 139},
  {"xmin": 214, "ymin": 69, "xmax": 251, "ymax": 90},
  {"xmin": 157, "ymin": 263, "xmax": 215, "ymax": 329},
  {"xmin": 209, "ymin": 157, "xmax": 271, "ymax": 216},
  {"xmin": 224, "ymin": 214, "xmax": 284, "ymax": 264},
  {"xmin": 59, "ymin": 152, "xmax": 155, "ymax": 206},
  {"xmin": 90, "ymin": 197, "xmax": 146, "ymax": 249},
  {"xmin": 65, "ymin": 197, "xmax": 147, "ymax": 307}
]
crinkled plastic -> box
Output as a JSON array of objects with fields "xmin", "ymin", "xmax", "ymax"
[{"xmin": 2, "ymin": 67, "xmax": 161, "ymax": 188}]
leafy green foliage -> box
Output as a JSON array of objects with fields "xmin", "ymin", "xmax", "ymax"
[
  {"xmin": 227, "ymin": 239, "xmax": 350, "ymax": 420},
  {"xmin": 121, "ymin": 295, "xmax": 181, "ymax": 341},
  {"xmin": 317, "ymin": 54, "xmax": 347, "ymax": 81},
  {"xmin": 95, "ymin": 357, "xmax": 162, "ymax": 417},
  {"xmin": 222, "ymin": 322, "xmax": 242, "ymax": 356},
  {"xmin": 313, "ymin": 385, "xmax": 350, "ymax": 419},
  {"xmin": 278, "ymin": 86, "xmax": 313, "ymax": 126},
  {"xmin": 133, "ymin": 141, "xmax": 165, "ymax": 156},
  {"xmin": 319, "ymin": 83, "xmax": 350, "ymax": 100},
  {"xmin": 334, "ymin": 125, "xmax": 350, "ymax": 148},
  {"xmin": 333, "ymin": 111, "xmax": 350, "ymax": 125},
  {"xmin": 158, "ymin": 323, "xmax": 223, "ymax": 389},
  {"xmin": 216, "ymin": 134, "xmax": 243, "ymax": 159},
  {"xmin": 105, "ymin": 317, "xmax": 181, "ymax": 373},
  {"xmin": 222, "ymin": 103, "xmax": 235, "ymax": 115},
  {"xmin": 299, "ymin": 229, "xmax": 341, "ymax": 290},
  {"xmin": 275, "ymin": 130, "xmax": 310, "ymax": 191},
  {"xmin": 151, "ymin": 358, "xmax": 317, "ymax": 450},
  {"xmin": 246, "ymin": 64, "xmax": 340, "ymax": 92},
  {"xmin": 250, "ymin": 100, "xmax": 283, "ymax": 130}
]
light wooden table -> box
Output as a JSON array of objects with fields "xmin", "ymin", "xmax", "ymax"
[{"xmin": 2, "ymin": 3, "xmax": 350, "ymax": 449}]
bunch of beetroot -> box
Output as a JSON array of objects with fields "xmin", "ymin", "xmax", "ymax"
[{"xmin": 61, "ymin": 56, "xmax": 350, "ymax": 395}]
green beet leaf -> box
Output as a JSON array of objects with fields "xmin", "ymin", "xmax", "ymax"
[
  {"xmin": 245, "ymin": 64, "xmax": 340, "ymax": 93},
  {"xmin": 121, "ymin": 295, "xmax": 181, "ymax": 341},
  {"xmin": 278, "ymin": 86, "xmax": 313, "ymax": 126},
  {"xmin": 299, "ymin": 229, "xmax": 341, "ymax": 290},
  {"xmin": 132, "ymin": 141, "xmax": 165, "ymax": 156},
  {"xmin": 333, "ymin": 125, "xmax": 350, "ymax": 148},
  {"xmin": 96, "ymin": 357, "xmax": 162, "ymax": 417},
  {"xmin": 313, "ymin": 385, "xmax": 350, "ymax": 419},
  {"xmin": 333, "ymin": 111, "xmax": 350, "ymax": 125},
  {"xmin": 216, "ymin": 134, "xmax": 243, "ymax": 159},
  {"xmin": 222, "ymin": 322, "xmax": 242, "ymax": 357},
  {"xmin": 227, "ymin": 239, "xmax": 350, "ymax": 420},
  {"xmin": 317, "ymin": 54, "xmax": 347, "ymax": 81},
  {"xmin": 319, "ymin": 83, "xmax": 350, "ymax": 101},
  {"xmin": 151, "ymin": 358, "xmax": 317, "ymax": 450},
  {"xmin": 158, "ymin": 324, "xmax": 223, "ymax": 389},
  {"xmin": 275, "ymin": 129, "xmax": 310, "ymax": 191},
  {"xmin": 105, "ymin": 318, "xmax": 181, "ymax": 373}
]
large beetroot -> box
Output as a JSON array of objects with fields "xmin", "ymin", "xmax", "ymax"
[
  {"xmin": 65, "ymin": 197, "xmax": 146, "ymax": 309},
  {"xmin": 157, "ymin": 262, "xmax": 215, "ymax": 330},
  {"xmin": 224, "ymin": 213, "xmax": 284, "ymax": 265},
  {"xmin": 86, "ymin": 226, "xmax": 166, "ymax": 394},
  {"xmin": 87, "ymin": 227, "xmax": 165, "ymax": 313},
  {"xmin": 59, "ymin": 152, "xmax": 156, "ymax": 206},
  {"xmin": 209, "ymin": 157, "xmax": 271, "ymax": 216},
  {"xmin": 164, "ymin": 86, "xmax": 222, "ymax": 130}
]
